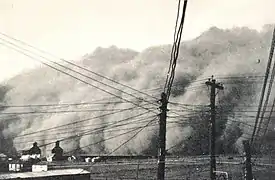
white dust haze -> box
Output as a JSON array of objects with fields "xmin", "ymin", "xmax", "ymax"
[{"xmin": 0, "ymin": 25, "xmax": 275, "ymax": 156}]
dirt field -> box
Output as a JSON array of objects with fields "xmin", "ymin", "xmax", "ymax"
[{"xmin": 47, "ymin": 157, "xmax": 275, "ymax": 179}]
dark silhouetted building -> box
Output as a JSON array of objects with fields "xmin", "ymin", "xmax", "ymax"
[
  {"xmin": 29, "ymin": 142, "xmax": 41, "ymax": 155},
  {"xmin": 52, "ymin": 141, "xmax": 63, "ymax": 161}
]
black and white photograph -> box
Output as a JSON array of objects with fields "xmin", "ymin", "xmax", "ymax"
[{"xmin": 0, "ymin": 0, "xmax": 275, "ymax": 179}]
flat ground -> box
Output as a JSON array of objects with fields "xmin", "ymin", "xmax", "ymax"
[{"xmin": 46, "ymin": 156, "xmax": 275, "ymax": 179}]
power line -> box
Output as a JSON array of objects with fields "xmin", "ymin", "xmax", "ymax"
[
  {"xmin": 107, "ymin": 117, "xmax": 158, "ymax": 155},
  {"xmin": 0, "ymin": 37, "xmax": 159, "ymax": 109},
  {"xmin": 14, "ymin": 115, "xmax": 158, "ymax": 145},
  {"xmin": 0, "ymin": 101, "xmax": 146, "ymax": 108},
  {"xmin": 255, "ymin": 30, "xmax": 275, "ymax": 139},
  {"xmin": 62, "ymin": 61, "xmax": 158, "ymax": 101},
  {"xmin": 64, "ymin": 117, "xmax": 157, "ymax": 155},
  {"xmin": 38, "ymin": 112, "xmax": 156, "ymax": 148},
  {"xmin": 262, "ymin": 96, "xmax": 275, "ymax": 136},
  {"xmin": 14, "ymin": 114, "xmax": 157, "ymax": 140},
  {"xmin": 0, "ymin": 40, "xmax": 159, "ymax": 115},
  {"xmin": 251, "ymin": 26, "xmax": 275, "ymax": 144},
  {"xmin": 1, "ymin": 102, "xmax": 198, "ymax": 142},
  {"xmin": 0, "ymin": 108, "xmax": 157, "ymax": 116},
  {"xmin": 164, "ymin": 0, "xmax": 182, "ymax": 91},
  {"xmin": 15, "ymin": 116, "xmax": 157, "ymax": 141},
  {"xmin": 157, "ymin": 1, "xmax": 188, "ymax": 179},
  {"xmin": 0, "ymin": 32, "xmax": 159, "ymax": 101},
  {"xmin": 0, "ymin": 84, "xmax": 169, "ymax": 110},
  {"xmin": 164, "ymin": 0, "xmax": 188, "ymax": 99},
  {"xmin": 169, "ymin": 102, "xmax": 208, "ymax": 106},
  {"xmin": 216, "ymin": 75, "xmax": 265, "ymax": 79},
  {"xmin": 168, "ymin": 113, "xmax": 275, "ymax": 134},
  {"xmin": 12, "ymin": 104, "xmax": 152, "ymax": 139},
  {"xmin": 15, "ymin": 122, "xmax": 183, "ymax": 147}
]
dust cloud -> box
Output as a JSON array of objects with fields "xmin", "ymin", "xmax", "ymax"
[{"xmin": 0, "ymin": 25, "xmax": 275, "ymax": 156}]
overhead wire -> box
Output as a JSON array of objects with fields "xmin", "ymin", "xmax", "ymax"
[
  {"xmin": 1, "ymin": 106, "xmax": 182, "ymax": 142},
  {"xmin": 15, "ymin": 113, "xmax": 202, "ymax": 144},
  {"xmin": 38, "ymin": 112, "xmax": 156, "ymax": 148},
  {"xmin": 164, "ymin": 0, "xmax": 182, "ymax": 91},
  {"xmin": 14, "ymin": 115, "xmax": 158, "ymax": 145},
  {"xmin": 15, "ymin": 119, "xmax": 157, "ymax": 142},
  {"xmin": 0, "ymin": 108, "xmax": 156, "ymax": 116},
  {"xmin": 12, "ymin": 103, "xmax": 152, "ymax": 139},
  {"xmin": 216, "ymin": 75, "xmax": 265, "ymax": 79},
  {"xmin": 262, "ymin": 97, "xmax": 275, "ymax": 136},
  {"xmin": 0, "ymin": 37, "xmax": 159, "ymax": 110},
  {"xmin": 66, "ymin": 118, "xmax": 186, "ymax": 155},
  {"xmin": 255, "ymin": 26, "xmax": 275, "ymax": 139},
  {"xmin": 0, "ymin": 39, "xmax": 159, "ymax": 115},
  {"xmin": 0, "ymin": 104, "xmax": 72, "ymax": 120},
  {"xmin": 251, "ymin": 26, "xmax": 275, "ymax": 144},
  {"xmin": 0, "ymin": 100, "xmax": 150, "ymax": 108},
  {"xmin": 0, "ymin": 83, "xmax": 165, "ymax": 111},
  {"xmin": 0, "ymin": 34, "xmax": 196, "ymax": 119},
  {"xmin": 106, "ymin": 116, "xmax": 158, "ymax": 155},
  {"xmin": 166, "ymin": 104, "xmax": 275, "ymax": 153},
  {"xmin": 2, "ymin": 14, "xmax": 274, "ymax": 158},
  {"xmin": 216, "ymin": 96, "xmax": 275, "ymax": 136},
  {"xmin": 16, "ymin": 112, "xmax": 213, "ymax": 152},
  {"xmin": 0, "ymin": 77, "xmax": 208, "ymax": 111},
  {"xmin": 64, "ymin": 119, "xmax": 158, "ymax": 155},
  {"xmin": 16, "ymin": 121, "xmax": 189, "ymax": 148},
  {"xmin": 0, "ymin": 32, "xmax": 158, "ymax": 102},
  {"xmin": 15, "ymin": 113, "xmax": 156, "ymax": 138},
  {"xmin": 164, "ymin": 0, "xmax": 188, "ymax": 99}
]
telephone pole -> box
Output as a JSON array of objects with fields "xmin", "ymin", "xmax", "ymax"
[
  {"xmin": 157, "ymin": 92, "xmax": 168, "ymax": 180},
  {"xmin": 205, "ymin": 76, "xmax": 224, "ymax": 180},
  {"xmin": 243, "ymin": 140, "xmax": 253, "ymax": 180}
]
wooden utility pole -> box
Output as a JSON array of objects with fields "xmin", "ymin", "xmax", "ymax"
[
  {"xmin": 243, "ymin": 140, "xmax": 253, "ymax": 180},
  {"xmin": 136, "ymin": 160, "xmax": 140, "ymax": 180},
  {"xmin": 206, "ymin": 76, "xmax": 224, "ymax": 180},
  {"xmin": 157, "ymin": 92, "xmax": 168, "ymax": 180}
]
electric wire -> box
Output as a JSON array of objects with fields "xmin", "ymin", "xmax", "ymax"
[
  {"xmin": 14, "ymin": 116, "xmax": 159, "ymax": 145},
  {"xmin": 14, "ymin": 113, "xmax": 157, "ymax": 141},
  {"xmin": 256, "ymin": 29, "xmax": 275, "ymax": 138},
  {"xmin": 251, "ymin": 26, "xmax": 275, "ymax": 144},
  {"xmin": 164, "ymin": 0, "xmax": 182, "ymax": 90},
  {"xmin": 0, "ymin": 37, "xmax": 159, "ymax": 109},
  {"xmin": 165, "ymin": 0, "xmax": 188, "ymax": 100},
  {"xmin": 0, "ymin": 40, "xmax": 159, "ymax": 115},
  {"xmin": 1, "ymin": 31, "xmax": 274, "ymax": 160},
  {"xmin": 64, "ymin": 120, "xmax": 158, "ymax": 154},
  {"xmin": 0, "ymin": 108, "xmax": 156, "ymax": 116},
  {"xmin": 12, "ymin": 104, "xmax": 152, "ymax": 139},
  {"xmin": 262, "ymin": 96, "xmax": 275, "ymax": 136},
  {"xmin": 107, "ymin": 117, "xmax": 158, "ymax": 155},
  {"xmin": 0, "ymin": 36, "xmax": 186, "ymax": 119},
  {"xmin": 38, "ymin": 112, "xmax": 156, "ymax": 148},
  {"xmin": 0, "ymin": 32, "xmax": 158, "ymax": 101},
  {"xmin": 14, "ymin": 114, "xmax": 202, "ymax": 144}
]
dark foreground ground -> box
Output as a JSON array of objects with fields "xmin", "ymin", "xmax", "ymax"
[
  {"xmin": 87, "ymin": 163, "xmax": 274, "ymax": 179},
  {"xmin": 48, "ymin": 157, "xmax": 275, "ymax": 179}
]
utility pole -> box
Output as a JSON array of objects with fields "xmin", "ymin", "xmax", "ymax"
[
  {"xmin": 243, "ymin": 140, "xmax": 253, "ymax": 180},
  {"xmin": 157, "ymin": 92, "xmax": 168, "ymax": 180},
  {"xmin": 205, "ymin": 76, "xmax": 224, "ymax": 180},
  {"xmin": 136, "ymin": 159, "xmax": 140, "ymax": 180}
]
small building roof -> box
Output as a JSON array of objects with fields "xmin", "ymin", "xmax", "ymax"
[{"xmin": 0, "ymin": 168, "xmax": 90, "ymax": 179}]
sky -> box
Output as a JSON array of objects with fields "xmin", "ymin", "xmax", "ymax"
[{"xmin": 0, "ymin": 0, "xmax": 275, "ymax": 81}]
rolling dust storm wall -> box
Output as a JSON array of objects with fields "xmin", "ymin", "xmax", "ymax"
[{"xmin": 0, "ymin": 25, "xmax": 275, "ymax": 156}]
